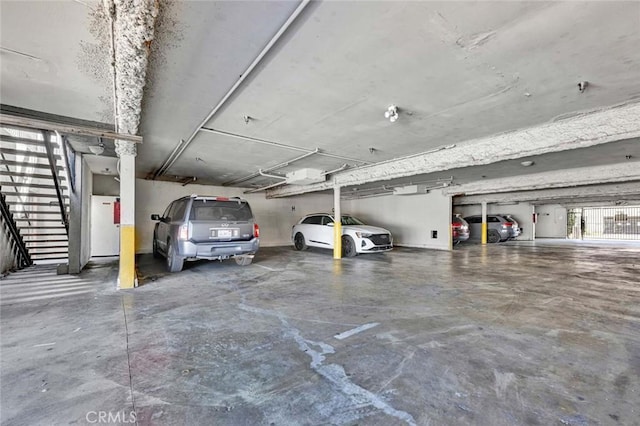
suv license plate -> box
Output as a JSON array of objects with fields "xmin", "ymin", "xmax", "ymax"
[{"xmin": 217, "ymin": 229, "xmax": 232, "ymax": 238}]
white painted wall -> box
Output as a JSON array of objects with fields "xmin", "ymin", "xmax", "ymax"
[
  {"xmin": 0, "ymin": 222, "xmax": 16, "ymax": 274},
  {"xmin": 134, "ymin": 179, "xmax": 333, "ymax": 253},
  {"xmin": 93, "ymin": 175, "xmax": 119, "ymax": 196},
  {"xmin": 343, "ymin": 189, "xmax": 452, "ymax": 251},
  {"xmin": 535, "ymin": 204, "xmax": 567, "ymax": 238},
  {"xmin": 455, "ymin": 202, "xmax": 535, "ymax": 240}
]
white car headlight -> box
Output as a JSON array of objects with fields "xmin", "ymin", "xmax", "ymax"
[{"xmin": 355, "ymin": 232, "xmax": 372, "ymax": 238}]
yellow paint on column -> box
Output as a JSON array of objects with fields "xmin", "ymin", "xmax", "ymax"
[
  {"xmin": 481, "ymin": 222, "xmax": 488, "ymax": 245},
  {"xmin": 333, "ymin": 222, "xmax": 342, "ymax": 259},
  {"xmin": 118, "ymin": 225, "xmax": 137, "ymax": 289}
]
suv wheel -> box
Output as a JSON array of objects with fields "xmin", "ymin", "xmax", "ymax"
[
  {"xmin": 487, "ymin": 230, "xmax": 501, "ymax": 244},
  {"xmin": 294, "ymin": 233, "xmax": 307, "ymax": 251},
  {"xmin": 342, "ymin": 235, "xmax": 357, "ymax": 257},
  {"xmin": 166, "ymin": 240, "xmax": 184, "ymax": 272}
]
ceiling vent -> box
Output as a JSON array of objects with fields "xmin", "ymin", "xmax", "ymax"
[{"xmin": 286, "ymin": 168, "xmax": 326, "ymax": 185}]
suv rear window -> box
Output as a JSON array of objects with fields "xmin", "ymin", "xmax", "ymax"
[{"xmin": 189, "ymin": 200, "xmax": 253, "ymax": 221}]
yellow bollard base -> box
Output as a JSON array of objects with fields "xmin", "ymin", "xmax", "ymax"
[{"xmin": 118, "ymin": 225, "xmax": 137, "ymax": 289}]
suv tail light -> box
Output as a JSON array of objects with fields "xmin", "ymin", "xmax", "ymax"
[
  {"xmin": 452, "ymin": 223, "xmax": 462, "ymax": 229},
  {"xmin": 253, "ymin": 223, "xmax": 260, "ymax": 238},
  {"xmin": 178, "ymin": 224, "xmax": 189, "ymax": 240}
]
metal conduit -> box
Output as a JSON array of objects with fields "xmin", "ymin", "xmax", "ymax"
[
  {"xmin": 201, "ymin": 128, "xmax": 370, "ymax": 165},
  {"xmin": 223, "ymin": 148, "xmax": 319, "ymax": 186},
  {"xmin": 243, "ymin": 169, "xmax": 289, "ymax": 194},
  {"xmin": 258, "ymin": 169, "xmax": 288, "ymax": 180},
  {"xmin": 245, "ymin": 180, "xmax": 290, "ymax": 194},
  {"xmin": 153, "ymin": 0, "xmax": 312, "ymax": 178},
  {"xmin": 249, "ymin": 164, "xmax": 350, "ymax": 194},
  {"xmin": 322, "ymin": 164, "xmax": 348, "ymax": 176}
]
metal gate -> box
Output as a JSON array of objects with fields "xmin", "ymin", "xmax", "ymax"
[{"xmin": 567, "ymin": 206, "xmax": 640, "ymax": 240}]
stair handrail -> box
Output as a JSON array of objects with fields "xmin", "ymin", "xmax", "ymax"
[
  {"xmin": 58, "ymin": 133, "xmax": 75, "ymax": 193},
  {"xmin": 0, "ymin": 149, "xmax": 34, "ymax": 227},
  {"xmin": 0, "ymin": 189, "xmax": 32, "ymax": 268},
  {"xmin": 42, "ymin": 130, "xmax": 69, "ymax": 234}
]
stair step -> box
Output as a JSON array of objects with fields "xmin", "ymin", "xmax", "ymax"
[
  {"xmin": 0, "ymin": 181, "xmax": 67, "ymax": 190},
  {"xmin": 1, "ymin": 148, "xmax": 61, "ymax": 160},
  {"xmin": 28, "ymin": 245, "xmax": 69, "ymax": 250},
  {"xmin": 12, "ymin": 211, "xmax": 64, "ymax": 216},
  {"xmin": 2, "ymin": 204, "xmax": 63, "ymax": 207},
  {"xmin": 19, "ymin": 225, "xmax": 66, "ymax": 229},
  {"xmin": 0, "ymin": 170, "xmax": 65, "ymax": 180},
  {"xmin": 23, "ymin": 236, "xmax": 67, "ymax": 239},
  {"xmin": 15, "ymin": 218, "xmax": 65, "ymax": 222},
  {"xmin": 0, "ymin": 159, "xmax": 63, "ymax": 170},
  {"xmin": 0, "ymin": 134, "xmax": 61, "ymax": 148},
  {"xmin": 3, "ymin": 192, "xmax": 61, "ymax": 199},
  {"xmin": 31, "ymin": 254, "xmax": 68, "ymax": 260},
  {"xmin": 29, "ymin": 249, "xmax": 68, "ymax": 254},
  {"xmin": 31, "ymin": 256, "xmax": 69, "ymax": 263}
]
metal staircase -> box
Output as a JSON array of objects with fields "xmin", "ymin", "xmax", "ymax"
[{"xmin": 1, "ymin": 127, "xmax": 70, "ymax": 265}]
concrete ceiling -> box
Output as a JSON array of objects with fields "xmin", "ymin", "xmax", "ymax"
[{"xmin": 2, "ymin": 1, "xmax": 640, "ymax": 204}]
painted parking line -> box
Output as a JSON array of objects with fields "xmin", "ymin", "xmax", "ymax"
[{"xmin": 334, "ymin": 322, "xmax": 379, "ymax": 340}]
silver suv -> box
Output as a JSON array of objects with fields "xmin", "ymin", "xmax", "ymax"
[
  {"xmin": 151, "ymin": 195, "xmax": 259, "ymax": 272},
  {"xmin": 463, "ymin": 215, "xmax": 512, "ymax": 243}
]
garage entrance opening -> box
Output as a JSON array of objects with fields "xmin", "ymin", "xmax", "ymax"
[{"xmin": 568, "ymin": 206, "xmax": 640, "ymax": 240}]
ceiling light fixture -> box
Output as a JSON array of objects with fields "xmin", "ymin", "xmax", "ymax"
[
  {"xmin": 520, "ymin": 160, "xmax": 534, "ymax": 167},
  {"xmin": 384, "ymin": 105, "xmax": 399, "ymax": 123},
  {"xmin": 89, "ymin": 143, "xmax": 105, "ymax": 155}
]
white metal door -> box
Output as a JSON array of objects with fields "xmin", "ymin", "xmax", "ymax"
[{"xmin": 91, "ymin": 196, "xmax": 120, "ymax": 256}]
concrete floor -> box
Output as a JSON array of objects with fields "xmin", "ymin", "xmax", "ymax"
[{"xmin": 1, "ymin": 241, "xmax": 639, "ymax": 425}]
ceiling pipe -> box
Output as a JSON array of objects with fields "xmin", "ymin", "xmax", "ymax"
[
  {"xmin": 322, "ymin": 163, "xmax": 348, "ymax": 176},
  {"xmin": 153, "ymin": 0, "xmax": 312, "ymax": 178},
  {"xmin": 223, "ymin": 148, "xmax": 319, "ymax": 186},
  {"xmin": 244, "ymin": 163, "xmax": 349, "ymax": 194},
  {"xmin": 201, "ymin": 127, "xmax": 370, "ymax": 165},
  {"xmin": 258, "ymin": 169, "xmax": 287, "ymax": 180},
  {"xmin": 244, "ymin": 169, "xmax": 289, "ymax": 194},
  {"xmin": 244, "ymin": 179, "xmax": 289, "ymax": 194}
]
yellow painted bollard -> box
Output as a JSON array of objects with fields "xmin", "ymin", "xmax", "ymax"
[
  {"xmin": 333, "ymin": 222, "xmax": 342, "ymax": 259},
  {"xmin": 481, "ymin": 222, "xmax": 488, "ymax": 245}
]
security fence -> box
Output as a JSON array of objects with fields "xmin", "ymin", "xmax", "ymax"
[{"xmin": 567, "ymin": 206, "xmax": 640, "ymax": 240}]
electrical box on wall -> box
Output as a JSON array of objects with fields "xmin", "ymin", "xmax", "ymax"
[{"xmin": 286, "ymin": 168, "xmax": 326, "ymax": 185}]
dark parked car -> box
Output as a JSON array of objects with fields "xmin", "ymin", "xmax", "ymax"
[
  {"xmin": 151, "ymin": 195, "xmax": 259, "ymax": 272},
  {"xmin": 464, "ymin": 215, "xmax": 513, "ymax": 243},
  {"xmin": 452, "ymin": 215, "xmax": 470, "ymax": 244}
]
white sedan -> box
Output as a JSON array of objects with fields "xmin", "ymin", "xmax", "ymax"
[{"xmin": 292, "ymin": 213, "xmax": 393, "ymax": 257}]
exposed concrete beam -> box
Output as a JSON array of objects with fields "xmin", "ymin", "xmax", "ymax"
[
  {"xmin": 445, "ymin": 161, "xmax": 640, "ymax": 197},
  {"xmin": 267, "ymin": 102, "xmax": 640, "ymax": 198},
  {"xmin": 0, "ymin": 113, "xmax": 142, "ymax": 143},
  {"xmin": 104, "ymin": 0, "xmax": 158, "ymax": 138},
  {"xmin": 454, "ymin": 181, "xmax": 640, "ymax": 206}
]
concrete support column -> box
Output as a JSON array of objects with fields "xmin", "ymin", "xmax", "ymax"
[
  {"xmin": 333, "ymin": 185, "xmax": 342, "ymax": 259},
  {"xmin": 116, "ymin": 141, "xmax": 137, "ymax": 289},
  {"xmin": 481, "ymin": 201, "xmax": 488, "ymax": 245}
]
